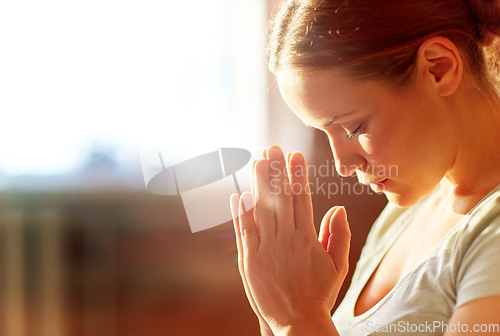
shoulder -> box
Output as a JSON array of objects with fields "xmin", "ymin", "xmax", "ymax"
[
  {"xmin": 458, "ymin": 187, "xmax": 500, "ymax": 249},
  {"xmin": 454, "ymin": 187, "xmax": 500, "ymax": 309}
]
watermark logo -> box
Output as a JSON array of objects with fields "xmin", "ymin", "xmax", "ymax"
[
  {"xmin": 269, "ymin": 160, "xmax": 398, "ymax": 199},
  {"xmin": 141, "ymin": 152, "xmax": 397, "ymax": 231},
  {"xmin": 365, "ymin": 320, "xmax": 500, "ymax": 333},
  {"xmin": 140, "ymin": 148, "xmax": 254, "ymax": 233}
]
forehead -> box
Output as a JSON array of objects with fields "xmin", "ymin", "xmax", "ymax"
[{"xmin": 276, "ymin": 68, "xmax": 363, "ymax": 127}]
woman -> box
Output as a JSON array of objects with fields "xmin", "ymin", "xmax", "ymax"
[{"xmin": 230, "ymin": 0, "xmax": 500, "ymax": 335}]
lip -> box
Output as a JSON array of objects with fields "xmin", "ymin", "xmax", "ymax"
[
  {"xmin": 369, "ymin": 179, "xmax": 388, "ymax": 193},
  {"xmin": 361, "ymin": 178, "xmax": 387, "ymax": 186}
]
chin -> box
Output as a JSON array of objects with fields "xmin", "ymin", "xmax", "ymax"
[
  {"xmin": 383, "ymin": 181, "xmax": 439, "ymax": 208},
  {"xmin": 383, "ymin": 186, "xmax": 436, "ymax": 208}
]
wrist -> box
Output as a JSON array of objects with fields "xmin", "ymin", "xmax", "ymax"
[{"xmin": 272, "ymin": 312, "xmax": 339, "ymax": 336}]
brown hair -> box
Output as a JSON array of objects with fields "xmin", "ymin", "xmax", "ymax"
[{"xmin": 268, "ymin": 0, "xmax": 500, "ymax": 92}]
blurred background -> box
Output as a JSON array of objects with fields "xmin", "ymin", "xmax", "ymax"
[{"xmin": 0, "ymin": 0, "xmax": 387, "ymax": 335}]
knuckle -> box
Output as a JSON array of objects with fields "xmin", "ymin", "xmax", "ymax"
[
  {"xmin": 242, "ymin": 225, "xmax": 259, "ymax": 238},
  {"xmin": 274, "ymin": 183, "xmax": 293, "ymax": 198},
  {"xmin": 279, "ymin": 233, "xmax": 297, "ymax": 254},
  {"xmin": 294, "ymin": 192, "xmax": 312, "ymax": 205},
  {"xmin": 334, "ymin": 259, "xmax": 349, "ymax": 277},
  {"xmin": 283, "ymin": 231, "xmax": 295, "ymax": 246},
  {"xmin": 256, "ymin": 203, "xmax": 274, "ymax": 219},
  {"xmin": 298, "ymin": 232, "xmax": 315, "ymax": 248},
  {"xmin": 276, "ymin": 193, "xmax": 294, "ymax": 207},
  {"xmin": 343, "ymin": 227, "xmax": 352, "ymax": 243},
  {"xmin": 341, "ymin": 262, "xmax": 349, "ymax": 277}
]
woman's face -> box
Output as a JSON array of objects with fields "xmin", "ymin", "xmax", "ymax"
[{"xmin": 277, "ymin": 68, "xmax": 459, "ymax": 207}]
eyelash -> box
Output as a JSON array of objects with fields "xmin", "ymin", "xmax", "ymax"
[{"xmin": 345, "ymin": 125, "xmax": 362, "ymax": 140}]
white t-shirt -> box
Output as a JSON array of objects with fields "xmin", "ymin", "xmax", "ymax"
[{"xmin": 332, "ymin": 183, "xmax": 500, "ymax": 335}]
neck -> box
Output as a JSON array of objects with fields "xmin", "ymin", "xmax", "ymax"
[{"xmin": 443, "ymin": 87, "xmax": 500, "ymax": 214}]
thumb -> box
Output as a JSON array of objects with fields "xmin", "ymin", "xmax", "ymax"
[
  {"xmin": 327, "ymin": 206, "xmax": 351, "ymax": 274},
  {"xmin": 318, "ymin": 206, "xmax": 340, "ymax": 250}
]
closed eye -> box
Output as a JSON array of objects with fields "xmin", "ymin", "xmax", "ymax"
[{"xmin": 345, "ymin": 125, "xmax": 362, "ymax": 140}]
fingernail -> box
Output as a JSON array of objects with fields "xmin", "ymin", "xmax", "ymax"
[
  {"xmin": 337, "ymin": 206, "xmax": 348, "ymax": 221},
  {"xmin": 293, "ymin": 151, "xmax": 304, "ymax": 165},
  {"xmin": 268, "ymin": 146, "xmax": 282, "ymax": 161},
  {"xmin": 241, "ymin": 192, "xmax": 254, "ymax": 212}
]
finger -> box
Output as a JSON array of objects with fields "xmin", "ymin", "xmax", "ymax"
[
  {"xmin": 288, "ymin": 152, "xmax": 315, "ymax": 235},
  {"xmin": 318, "ymin": 206, "xmax": 340, "ymax": 250},
  {"xmin": 327, "ymin": 206, "xmax": 351, "ymax": 273},
  {"xmin": 286, "ymin": 151, "xmax": 292, "ymax": 165},
  {"xmin": 262, "ymin": 147, "xmax": 268, "ymax": 158},
  {"xmin": 268, "ymin": 145, "xmax": 295, "ymax": 237},
  {"xmin": 254, "ymin": 158, "xmax": 277, "ymax": 243},
  {"xmin": 231, "ymin": 194, "xmax": 264, "ymax": 319},
  {"xmin": 250, "ymin": 160, "xmax": 259, "ymax": 226},
  {"xmin": 231, "ymin": 193, "xmax": 246, "ymax": 275},
  {"xmin": 231, "ymin": 193, "xmax": 243, "ymax": 253},
  {"xmin": 251, "ymin": 160, "xmax": 257, "ymax": 196},
  {"xmin": 239, "ymin": 192, "xmax": 259, "ymax": 255}
]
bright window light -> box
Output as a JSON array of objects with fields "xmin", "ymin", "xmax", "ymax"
[{"xmin": 0, "ymin": 0, "xmax": 267, "ymax": 183}]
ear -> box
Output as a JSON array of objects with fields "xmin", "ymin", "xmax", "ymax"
[{"xmin": 416, "ymin": 36, "xmax": 463, "ymax": 97}]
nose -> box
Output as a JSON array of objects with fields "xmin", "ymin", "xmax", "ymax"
[{"xmin": 327, "ymin": 132, "xmax": 366, "ymax": 177}]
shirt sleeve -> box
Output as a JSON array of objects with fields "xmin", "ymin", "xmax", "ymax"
[{"xmin": 455, "ymin": 204, "xmax": 500, "ymax": 309}]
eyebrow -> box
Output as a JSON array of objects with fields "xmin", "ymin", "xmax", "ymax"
[{"xmin": 305, "ymin": 110, "xmax": 359, "ymax": 129}]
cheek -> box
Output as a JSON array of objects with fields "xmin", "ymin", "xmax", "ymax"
[
  {"xmin": 358, "ymin": 126, "xmax": 402, "ymax": 163},
  {"xmin": 357, "ymin": 135, "xmax": 373, "ymax": 156},
  {"xmin": 359, "ymin": 122, "xmax": 414, "ymax": 177}
]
